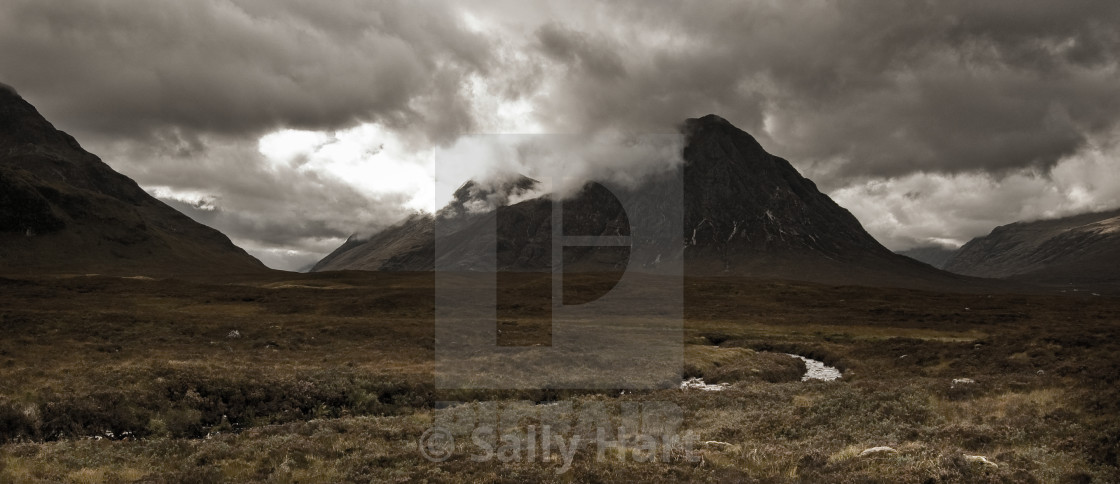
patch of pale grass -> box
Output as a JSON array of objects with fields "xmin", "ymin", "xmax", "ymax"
[
  {"xmin": 734, "ymin": 445, "xmax": 799, "ymax": 478},
  {"xmin": 691, "ymin": 320, "xmax": 985, "ymax": 343},
  {"xmin": 932, "ymin": 388, "xmax": 1064, "ymax": 422},
  {"xmin": 1017, "ymin": 445, "xmax": 1095, "ymax": 483},
  {"xmin": 827, "ymin": 443, "xmax": 866, "ymax": 464},
  {"xmin": 0, "ymin": 456, "xmax": 39, "ymax": 482},
  {"xmin": 791, "ymin": 393, "xmax": 817, "ymax": 408},
  {"xmin": 66, "ymin": 468, "xmax": 108, "ymax": 483},
  {"xmin": 685, "ymin": 345, "xmax": 755, "ymax": 368}
]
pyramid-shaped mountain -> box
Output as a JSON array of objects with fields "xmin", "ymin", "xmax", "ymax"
[
  {"xmin": 0, "ymin": 84, "xmax": 266, "ymax": 275},
  {"xmin": 313, "ymin": 115, "xmax": 970, "ymax": 287}
]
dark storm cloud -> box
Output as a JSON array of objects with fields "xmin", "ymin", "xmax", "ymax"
[
  {"xmin": 2, "ymin": 0, "xmax": 1118, "ymax": 264},
  {"xmin": 0, "ymin": 0, "xmax": 484, "ymax": 269},
  {"xmin": 130, "ymin": 136, "xmax": 416, "ymax": 270},
  {"xmin": 0, "ymin": 0, "xmax": 490, "ymax": 145},
  {"xmin": 535, "ymin": 23, "xmax": 626, "ymax": 81},
  {"xmin": 519, "ymin": 0, "xmax": 1120, "ymax": 182},
  {"xmin": 479, "ymin": 0, "xmax": 1120, "ymax": 250}
]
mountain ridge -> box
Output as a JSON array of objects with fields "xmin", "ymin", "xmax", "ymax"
[
  {"xmin": 0, "ymin": 83, "xmax": 268, "ymax": 276},
  {"xmin": 944, "ymin": 209, "xmax": 1120, "ymax": 284},
  {"xmin": 313, "ymin": 114, "xmax": 983, "ymax": 289}
]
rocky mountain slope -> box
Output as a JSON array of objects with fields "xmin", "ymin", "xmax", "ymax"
[
  {"xmin": 311, "ymin": 176, "xmax": 540, "ymax": 272},
  {"xmin": 0, "ymin": 83, "xmax": 266, "ymax": 275},
  {"xmin": 944, "ymin": 209, "xmax": 1120, "ymax": 283},
  {"xmin": 676, "ymin": 115, "xmax": 918, "ymax": 281},
  {"xmin": 315, "ymin": 115, "xmax": 971, "ymax": 288}
]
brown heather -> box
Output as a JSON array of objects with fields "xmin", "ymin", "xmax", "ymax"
[{"xmin": 0, "ymin": 272, "xmax": 1117, "ymax": 482}]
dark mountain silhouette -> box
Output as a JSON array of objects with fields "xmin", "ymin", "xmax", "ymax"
[
  {"xmin": 944, "ymin": 209, "xmax": 1120, "ymax": 284},
  {"xmin": 314, "ymin": 115, "xmax": 976, "ymax": 288},
  {"xmin": 897, "ymin": 246, "xmax": 958, "ymax": 269},
  {"xmin": 677, "ymin": 115, "xmax": 923, "ymax": 281},
  {"xmin": 0, "ymin": 83, "xmax": 266, "ymax": 275}
]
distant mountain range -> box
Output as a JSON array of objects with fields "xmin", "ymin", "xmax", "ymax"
[
  {"xmin": 0, "ymin": 84, "xmax": 266, "ymax": 276},
  {"xmin": 6, "ymin": 81, "xmax": 1113, "ymax": 287},
  {"xmin": 943, "ymin": 209, "xmax": 1120, "ymax": 284},
  {"xmin": 315, "ymin": 115, "xmax": 976, "ymax": 288},
  {"xmin": 897, "ymin": 246, "xmax": 958, "ymax": 269}
]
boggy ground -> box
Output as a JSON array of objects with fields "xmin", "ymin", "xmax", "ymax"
[{"xmin": 0, "ymin": 271, "xmax": 1117, "ymax": 482}]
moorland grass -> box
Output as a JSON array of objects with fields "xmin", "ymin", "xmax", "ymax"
[{"xmin": 0, "ymin": 272, "xmax": 1117, "ymax": 482}]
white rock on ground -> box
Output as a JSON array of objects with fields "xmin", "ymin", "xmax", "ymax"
[
  {"xmin": 859, "ymin": 446, "xmax": 898, "ymax": 457},
  {"xmin": 964, "ymin": 455, "xmax": 998, "ymax": 468},
  {"xmin": 951, "ymin": 378, "xmax": 975, "ymax": 387},
  {"xmin": 680, "ymin": 377, "xmax": 729, "ymax": 391}
]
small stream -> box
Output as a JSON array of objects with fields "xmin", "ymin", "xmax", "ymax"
[
  {"xmin": 785, "ymin": 354, "xmax": 842, "ymax": 382},
  {"xmin": 680, "ymin": 353, "xmax": 841, "ymax": 390}
]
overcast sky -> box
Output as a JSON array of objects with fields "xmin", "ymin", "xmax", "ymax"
[{"xmin": 3, "ymin": 0, "xmax": 1119, "ymax": 270}]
